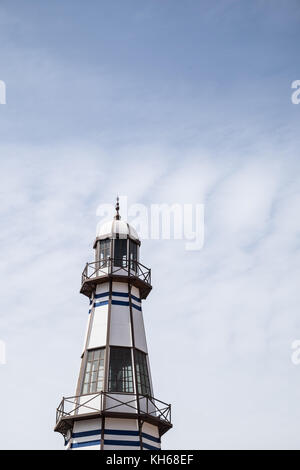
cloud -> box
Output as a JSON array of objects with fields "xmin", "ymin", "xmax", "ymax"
[
  {"xmin": 0, "ymin": 0, "xmax": 299, "ymax": 450},
  {"xmin": 1, "ymin": 140, "xmax": 299, "ymax": 448}
]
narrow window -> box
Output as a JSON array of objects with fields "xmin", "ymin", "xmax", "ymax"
[
  {"xmin": 129, "ymin": 240, "xmax": 138, "ymax": 271},
  {"xmin": 98, "ymin": 239, "xmax": 110, "ymax": 267},
  {"xmin": 82, "ymin": 348, "xmax": 105, "ymax": 394},
  {"xmin": 114, "ymin": 239, "xmax": 127, "ymax": 267},
  {"xmin": 108, "ymin": 347, "xmax": 133, "ymax": 393},
  {"xmin": 134, "ymin": 349, "xmax": 151, "ymax": 396}
]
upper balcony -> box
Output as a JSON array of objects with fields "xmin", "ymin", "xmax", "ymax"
[{"xmin": 80, "ymin": 257, "xmax": 152, "ymax": 299}]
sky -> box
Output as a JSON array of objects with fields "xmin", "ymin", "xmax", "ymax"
[{"xmin": 0, "ymin": 0, "xmax": 300, "ymax": 449}]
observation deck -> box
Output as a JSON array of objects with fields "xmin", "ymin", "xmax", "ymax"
[
  {"xmin": 80, "ymin": 257, "xmax": 152, "ymax": 299},
  {"xmin": 54, "ymin": 391, "xmax": 172, "ymax": 438}
]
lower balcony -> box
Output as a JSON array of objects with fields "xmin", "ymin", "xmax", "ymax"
[{"xmin": 54, "ymin": 391, "xmax": 172, "ymax": 437}]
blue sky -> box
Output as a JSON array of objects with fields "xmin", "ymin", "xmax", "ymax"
[{"xmin": 0, "ymin": 0, "xmax": 300, "ymax": 449}]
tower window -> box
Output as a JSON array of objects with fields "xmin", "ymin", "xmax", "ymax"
[
  {"xmin": 114, "ymin": 239, "xmax": 127, "ymax": 267},
  {"xmin": 129, "ymin": 240, "xmax": 138, "ymax": 270},
  {"xmin": 108, "ymin": 347, "xmax": 133, "ymax": 393},
  {"xmin": 82, "ymin": 348, "xmax": 105, "ymax": 394},
  {"xmin": 134, "ymin": 349, "xmax": 151, "ymax": 396},
  {"xmin": 98, "ymin": 239, "xmax": 110, "ymax": 267}
]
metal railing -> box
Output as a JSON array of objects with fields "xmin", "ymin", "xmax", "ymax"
[
  {"xmin": 56, "ymin": 391, "xmax": 171, "ymax": 426},
  {"xmin": 81, "ymin": 257, "xmax": 151, "ymax": 286}
]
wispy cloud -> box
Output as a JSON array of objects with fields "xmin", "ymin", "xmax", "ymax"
[
  {"xmin": 0, "ymin": 141, "xmax": 300, "ymax": 449},
  {"xmin": 0, "ymin": 0, "xmax": 300, "ymax": 450}
]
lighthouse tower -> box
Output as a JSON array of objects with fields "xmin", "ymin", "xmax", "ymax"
[{"xmin": 55, "ymin": 199, "xmax": 172, "ymax": 450}]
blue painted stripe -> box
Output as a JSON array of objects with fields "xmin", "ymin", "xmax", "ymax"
[
  {"xmin": 94, "ymin": 300, "xmax": 109, "ymax": 308},
  {"xmin": 72, "ymin": 429, "xmax": 101, "ymax": 438},
  {"xmin": 111, "ymin": 291, "xmax": 141, "ymax": 303},
  {"xmin": 142, "ymin": 442, "xmax": 161, "ymax": 450},
  {"xmin": 112, "ymin": 299, "xmax": 141, "ymax": 310},
  {"xmin": 93, "ymin": 297, "xmax": 141, "ymax": 310},
  {"xmin": 112, "ymin": 291, "xmax": 141, "ymax": 303},
  {"xmin": 95, "ymin": 292, "xmax": 109, "ymax": 299},
  {"xmin": 113, "ymin": 292, "xmax": 141, "ymax": 304},
  {"xmin": 72, "ymin": 428, "xmax": 142, "ymax": 439},
  {"xmin": 104, "ymin": 429, "xmax": 139, "ymax": 436},
  {"xmin": 111, "ymin": 299, "xmax": 129, "ymax": 307},
  {"xmin": 94, "ymin": 291, "xmax": 141, "ymax": 302},
  {"xmin": 132, "ymin": 303, "xmax": 142, "ymax": 311},
  {"xmin": 71, "ymin": 439, "xmax": 101, "ymax": 448},
  {"xmin": 112, "ymin": 291, "xmax": 128, "ymax": 298},
  {"xmin": 142, "ymin": 432, "xmax": 161, "ymax": 443},
  {"xmin": 104, "ymin": 439, "xmax": 140, "ymax": 447},
  {"xmin": 69, "ymin": 430, "xmax": 159, "ymax": 449},
  {"xmin": 88, "ymin": 298, "xmax": 94, "ymax": 313},
  {"xmin": 94, "ymin": 300, "xmax": 141, "ymax": 310},
  {"xmin": 71, "ymin": 429, "xmax": 159, "ymax": 441}
]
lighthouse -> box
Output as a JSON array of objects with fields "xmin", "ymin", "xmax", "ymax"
[{"xmin": 54, "ymin": 199, "xmax": 172, "ymax": 450}]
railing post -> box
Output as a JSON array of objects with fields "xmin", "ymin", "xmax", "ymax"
[{"xmin": 83, "ymin": 262, "xmax": 88, "ymax": 283}]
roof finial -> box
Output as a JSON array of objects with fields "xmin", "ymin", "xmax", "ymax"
[{"xmin": 115, "ymin": 195, "xmax": 121, "ymax": 220}]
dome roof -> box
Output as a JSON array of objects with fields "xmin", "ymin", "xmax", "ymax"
[{"xmin": 96, "ymin": 219, "xmax": 140, "ymax": 242}]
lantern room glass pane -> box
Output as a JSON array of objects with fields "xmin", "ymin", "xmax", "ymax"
[
  {"xmin": 114, "ymin": 239, "xmax": 127, "ymax": 267},
  {"xmin": 82, "ymin": 348, "xmax": 105, "ymax": 394},
  {"xmin": 98, "ymin": 239, "xmax": 110, "ymax": 267},
  {"xmin": 129, "ymin": 240, "xmax": 138, "ymax": 271},
  {"xmin": 134, "ymin": 349, "xmax": 151, "ymax": 396},
  {"xmin": 108, "ymin": 347, "xmax": 134, "ymax": 393}
]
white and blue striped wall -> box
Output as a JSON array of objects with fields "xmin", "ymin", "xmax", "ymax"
[
  {"xmin": 85, "ymin": 282, "xmax": 148, "ymax": 353},
  {"xmin": 65, "ymin": 418, "xmax": 161, "ymax": 450}
]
